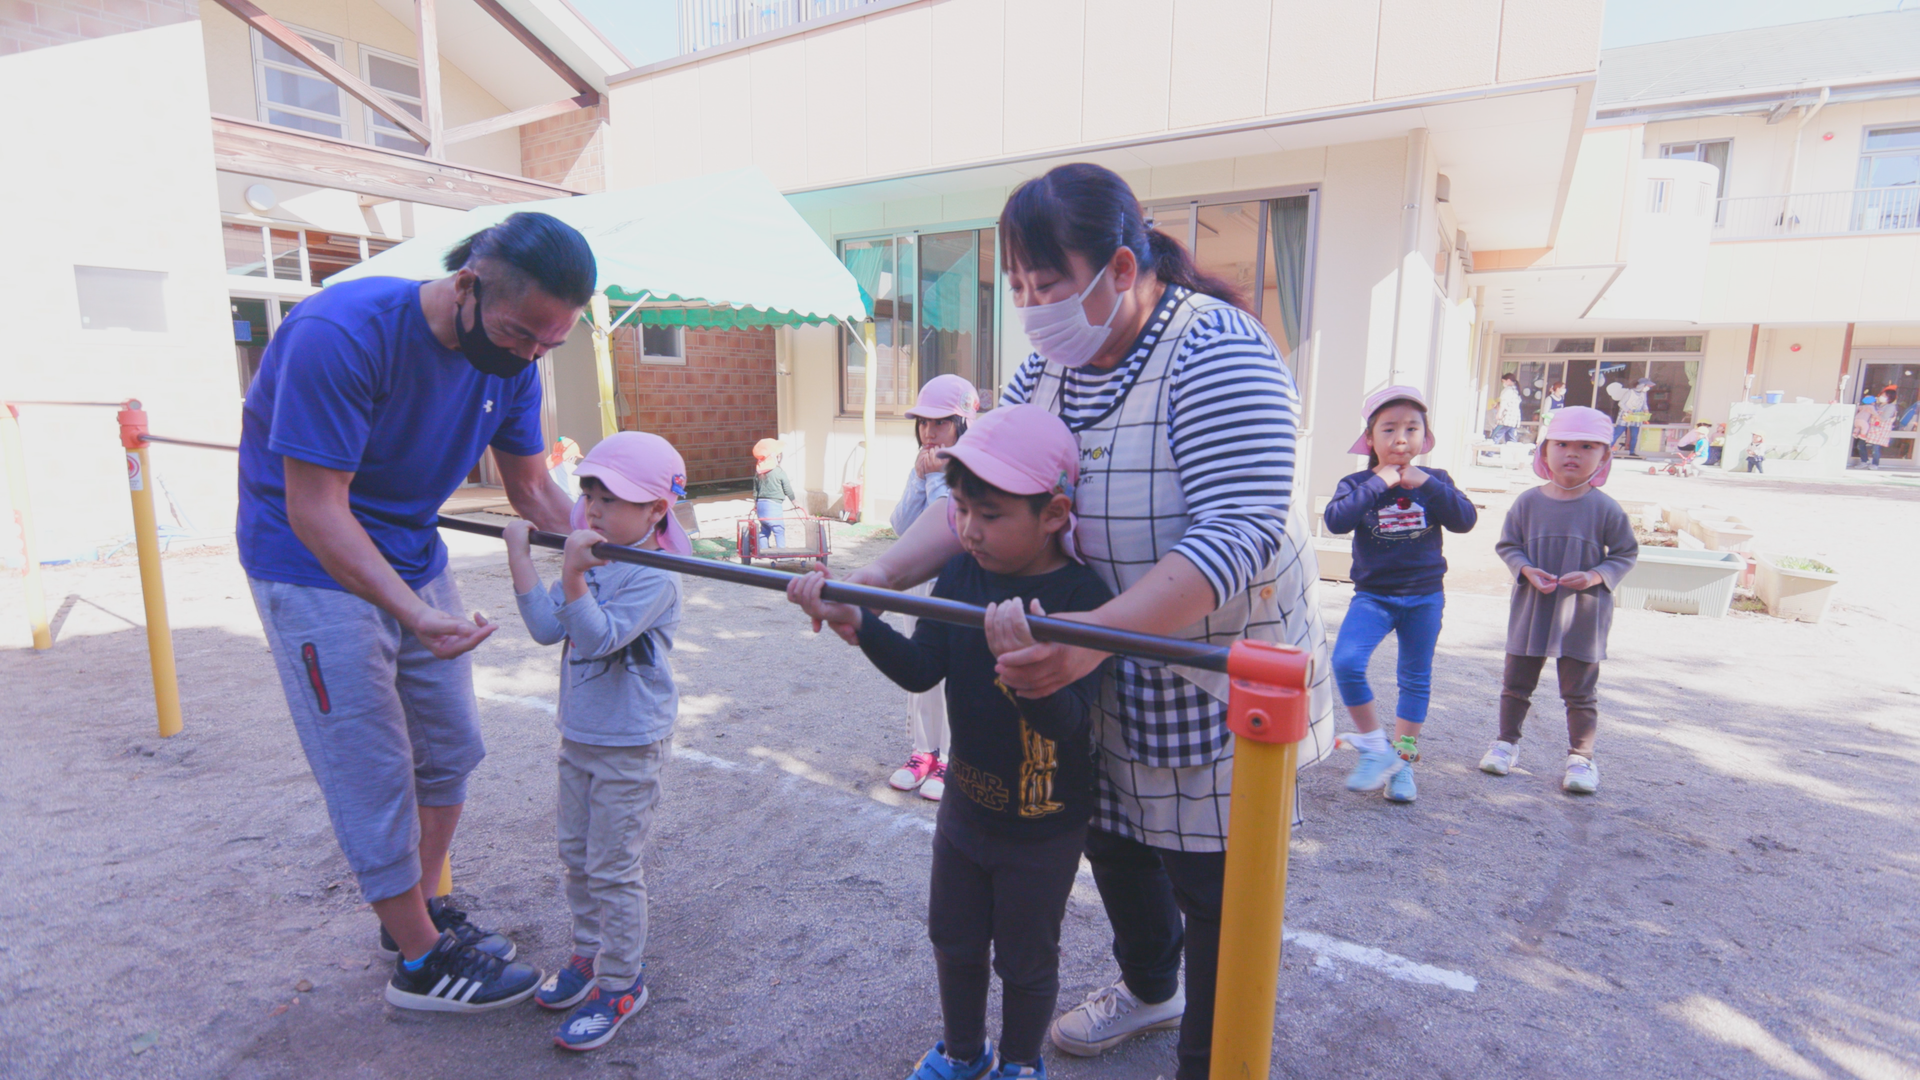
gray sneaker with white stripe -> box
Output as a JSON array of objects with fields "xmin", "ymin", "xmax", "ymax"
[{"xmin": 385, "ymin": 930, "xmax": 542, "ymax": 1013}]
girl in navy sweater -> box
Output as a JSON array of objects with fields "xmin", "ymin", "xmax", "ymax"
[{"xmin": 1323, "ymin": 387, "xmax": 1478, "ymax": 803}]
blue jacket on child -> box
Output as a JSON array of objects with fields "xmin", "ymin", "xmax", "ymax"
[{"xmin": 1323, "ymin": 467, "xmax": 1478, "ymax": 595}]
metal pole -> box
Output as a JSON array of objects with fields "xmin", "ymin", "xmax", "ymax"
[
  {"xmin": 1210, "ymin": 640, "xmax": 1312, "ymax": 1080},
  {"xmin": 861, "ymin": 318, "xmax": 877, "ymax": 523},
  {"xmin": 2, "ymin": 404, "xmax": 51, "ymax": 650},
  {"xmin": 118, "ymin": 403, "xmax": 184, "ymax": 738}
]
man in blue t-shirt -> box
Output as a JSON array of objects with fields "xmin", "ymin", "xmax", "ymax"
[{"xmin": 241, "ymin": 212, "xmax": 590, "ymax": 1013}]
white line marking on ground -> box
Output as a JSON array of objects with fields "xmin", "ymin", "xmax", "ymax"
[{"xmin": 476, "ymin": 686, "xmax": 1479, "ymax": 993}]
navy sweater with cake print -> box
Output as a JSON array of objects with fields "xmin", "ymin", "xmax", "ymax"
[{"xmin": 1323, "ymin": 468, "xmax": 1478, "ymax": 596}]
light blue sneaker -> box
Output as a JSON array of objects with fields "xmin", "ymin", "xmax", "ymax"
[
  {"xmin": 1385, "ymin": 762, "xmax": 1417, "ymax": 803},
  {"xmin": 988, "ymin": 1059, "xmax": 1047, "ymax": 1079},
  {"xmin": 1344, "ymin": 745, "xmax": 1402, "ymax": 792},
  {"xmin": 908, "ymin": 1039, "xmax": 997, "ymax": 1080}
]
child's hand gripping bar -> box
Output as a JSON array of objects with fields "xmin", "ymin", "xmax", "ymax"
[{"xmin": 436, "ymin": 514, "xmax": 1230, "ymax": 674}]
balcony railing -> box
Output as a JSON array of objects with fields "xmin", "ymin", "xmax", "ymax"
[
  {"xmin": 678, "ymin": 0, "xmax": 881, "ymax": 54},
  {"xmin": 1715, "ymin": 186, "xmax": 1920, "ymax": 240}
]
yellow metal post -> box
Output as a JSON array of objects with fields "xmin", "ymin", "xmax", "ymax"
[
  {"xmin": 2, "ymin": 404, "xmax": 51, "ymax": 650},
  {"xmin": 1211, "ymin": 641, "xmax": 1311, "ymax": 1080},
  {"xmin": 118, "ymin": 404, "xmax": 183, "ymax": 738},
  {"xmin": 435, "ymin": 853, "xmax": 453, "ymax": 898},
  {"xmin": 590, "ymin": 292, "xmax": 620, "ymax": 440}
]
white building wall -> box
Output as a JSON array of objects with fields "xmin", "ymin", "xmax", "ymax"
[{"xmin": 0, "ymin": 23, "xmax": 240, "ymax": 563}]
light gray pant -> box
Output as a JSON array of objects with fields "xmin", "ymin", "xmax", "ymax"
[
  {"xmin": 559, "ymin": 738, "xmax": 667, "ymax": 989},
  {"xmin": 901, "ymin": 578, "xmax": 949, "ymax": 755},
  {"xmin": 250, "ymin": 573, "xmax": 485, "ymax": 904}
]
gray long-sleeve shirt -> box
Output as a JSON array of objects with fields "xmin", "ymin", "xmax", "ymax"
[
  {"xmin": 1495, "ymin": 487, "xmax": 1638, "ymax": 662},
  {"xmin": 516, "ymin": 562, "xmax": 682, "ymax": 747},
  {"xmin": 890, "ymin": 466, "xmax": 950, "ymax": 536}
]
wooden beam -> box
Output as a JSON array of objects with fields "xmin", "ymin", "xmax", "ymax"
[
  {"xmin": 210, "ymin": 0, "xmax": 432, "ymax": 145},
  {"xmin": 212, "ymin": 115, "xmax": 579, "ymax": 211},
  {"xmin": 442, "ymin": 93, "xmax": 597, "ymax": 146},
  {"xmin": 413, "ymin": 0, "xmax": 446, "ymax": 159},
  {"xmin": 470, "ymin": 0, "xmax": 598, "ymax": 97}
]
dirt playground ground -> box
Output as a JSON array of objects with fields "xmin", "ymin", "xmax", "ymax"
[{"xmin": 2, "ymin": 467, "xmax": 1917, "ymax": 1080}]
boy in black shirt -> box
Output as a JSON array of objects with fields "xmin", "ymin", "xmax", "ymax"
[{"xmin": 788, "ymin": 404, "xmax": 1109, "ymax": 1080}]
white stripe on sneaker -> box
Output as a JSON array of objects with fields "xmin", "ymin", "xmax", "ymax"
[
  {"xmin": 461, "ymin": 981, "xmax": 482, "ymax": 1003},
  {"xmin": 430, "ymin": 975, "xmax": 454, "ymax": 997}
]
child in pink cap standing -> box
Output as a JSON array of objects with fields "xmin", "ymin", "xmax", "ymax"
[
  {"xmin": 788, "ymin": 404, "xmax": 1113, "ymax": 1080},
  {"xmin": 1323, "ymin": 386, "xmax": 1478, "ymax": 804},
  {"xmin": 1480, "ymin": 406, "xmax": 1638, "ymax": 794},
  {"xmin": 887, "ymin": 374, "xmax": 983, "ymax": 801},
  {"xmin": 504, "ymin": 431, "xmax": 691, "ymax": 1051}
]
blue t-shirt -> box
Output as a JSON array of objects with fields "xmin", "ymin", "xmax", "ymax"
[
  {"xmin": 237, "ymin": 277, "xmax": 545, "ymax": 590},
  {"xmin": 1322, "ymin": 467, "xmax": 1479, "ymax": 596}
]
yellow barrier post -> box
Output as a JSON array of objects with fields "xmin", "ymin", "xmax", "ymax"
[
  {"xmin": 2, "ymin": 404, "xmax": 51, "ymax": 650},
  {"xmin": 590, "ymin": 292, "xmax": 620, "ymax": 440},
  {"xmin": 117, "ymin": 403, "xmax": 183, "ymax": 738},
  {"xmin": 1211, "ymin": 640, "xmax": 1311, "ymax": 1080},
  {"xmin": 435, "ymin": 853, "xmax": 453, "ymax": 898}
]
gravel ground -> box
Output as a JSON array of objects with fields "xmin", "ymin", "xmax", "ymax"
[{"xmin": 1, "ymin": 470, "xmax": 1916, "ymax": 1080}]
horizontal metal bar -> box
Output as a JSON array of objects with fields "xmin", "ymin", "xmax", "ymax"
[
  {"xmin": 5, "ymin": 400, "xmax": 127, "ymax": 408},
  {"xmin": 436, "ymin": 514, "xmax": 1229, "ymax": 673},
  {"xmin": 141, "ymin": 436, "xmax": 243, "ymax": 452}
]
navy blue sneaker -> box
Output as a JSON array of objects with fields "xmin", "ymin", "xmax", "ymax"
[
  {"xmin": 908, "ymin": 1040, "xmax": 997, "ymax": 1080},
  {"xmin": 377, "ymin": 896, "xmax": 515, "ymax": 961},
  {"xmin": 988, "ymin": 1059, "xmax": 1047, "ymax": 1079},
  {"xmin": 555, "ymin": 974, "xmax": 648, "ymax": 1052},
  {"xmin": 384, "ymin": 931, "xmax": 542, "ymax": 1013},
  {"xmin": 537, "ymin": 953, "xmax": 596, "ymax": 1011}
]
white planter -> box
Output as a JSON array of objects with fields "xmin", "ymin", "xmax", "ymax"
[
  {"xmin": 1614, "ymin": 548, "xmax": 1744, "ymax": 617},
  {"xmin": 1689, "ymin": 518, "xmax": 1755, "ymax": 552},
  {"xmin": 1314, "ymin": 535, "xmax": 1354, "ymax": 582},
  {"xmin": 1754, "ymin": 554, "xmax": 1839, "ymax": 623}
]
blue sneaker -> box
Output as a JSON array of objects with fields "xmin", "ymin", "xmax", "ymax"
[
  {"xmin": 535, "ymin": 953, "xmax": 595, "ymax": 1011},
  {"xmin": 908, "ymin": 1039, "xmax": 997, "ymax": 1080},
  {"xmin": 988, "ymin": 1060, "xmax": 1047, "ymax": 1078},
  {"xmin": 555, "ymin": 974, "xmax": 647, "ymax": 1052},
  {"xmin": 1344, "ymin": 746, "xmax": 1402, "ymax": 792},
  {"xmin": 1385, "ymin": 762, "xmax": 1417, "ymax": 803}
]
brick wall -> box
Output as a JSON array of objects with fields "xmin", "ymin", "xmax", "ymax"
[
  {"xmin": 2, "ymin": 0, "xmax": 196, "ymax": 54},
  {"xmin": 519, "ymin": 98, "xmax": 607, "ymax": 192},
  {"xmin": 614, "ymin": 325, "xmax": 779, "ymax": 486}
]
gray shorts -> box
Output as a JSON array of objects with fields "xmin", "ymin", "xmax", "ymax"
[{"xmin": 251, "ymin": 572, "xmax": 486, "ymax": 903}]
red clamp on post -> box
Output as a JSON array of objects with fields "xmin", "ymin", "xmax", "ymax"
[
  {"xmin": 1225, "ymin": 639, "xmax": 1310, "ymax": 745},
  {"xmin": 117, "ymin": 400, "xmax": 149, "ymax": 451}
]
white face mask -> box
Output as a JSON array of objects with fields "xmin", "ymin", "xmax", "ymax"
[{"xmin": 1016, "ymin": 265, "xmax": 1120, "ymax": 370}]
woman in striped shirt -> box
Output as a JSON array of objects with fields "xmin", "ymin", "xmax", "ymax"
[{"xmin": 801, "ymin": 163, "xmax": 1333, "ymax": 1080}]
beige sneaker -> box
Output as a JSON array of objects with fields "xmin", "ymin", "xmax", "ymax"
[
  {"xmin": 1479, "ymin": 740, "xmax": 1520, "ymax": 776},
  {"xmin": 1049, "ymin": 980, "xmax": 1184, "ymax": 1056}
]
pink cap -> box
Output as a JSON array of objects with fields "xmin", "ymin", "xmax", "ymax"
[
  {"xmin": 936, "ymin": 404, "xmax": 1082, "ymax": 561},
  {"xmin": 905, "ymin": 374, "xmax": 980, "ymax": 421},
  {"xmin": 569, "ymin": 431, "xmax": 693, "ymax": 555},
  {"xmin": 1533, "ymin": 406, "xmax": 1615, "ymax": 487},
  {"xmin": 1348, "ymin": 385, "xmax": 1435, "ymax": 456}
]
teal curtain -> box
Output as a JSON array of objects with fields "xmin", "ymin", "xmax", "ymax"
[{"xmin": 1268, "ymin": 195, "xmax": 1310, "ymax": 356}]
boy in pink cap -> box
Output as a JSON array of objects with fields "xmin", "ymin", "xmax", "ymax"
[
  {"xmin": 788, "ymin": 404, "xmax": 1112, "ymax": 1080},
  {"xmin": 503, "ymin": 431, "xmax": 689, "ymax": 1051},
  {"xmin": 1323, "ymin": 386, "xmax": 1477, "ymax": 803},
  {"xmin": 1482, "ymin": 406, "xmax": 1638, "ymax": 794},
  {"xmin": 887, "ymin": 373, "xmax": 983, "ymax": 802}
]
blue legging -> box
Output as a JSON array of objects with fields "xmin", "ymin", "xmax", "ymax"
[
  {"xmin": 755, "ymin": 498, "xmax": 785, "ymax": 548},
  {"xmin": 1331, "ymin": 591, "xmax": 1445, "ymax": 724}
]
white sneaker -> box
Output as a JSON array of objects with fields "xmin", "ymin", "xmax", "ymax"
[
  {"xmin": 1479, "ymin": 740, "xmax": 1520, "ymax": 776},
  {"xmin": 1562, "ymin": 754, "xmax": 1599, "ymax": 794},
  {"xmin": 1048, "ymin": 980, "xmax": 1184, "ymax": 1057}
]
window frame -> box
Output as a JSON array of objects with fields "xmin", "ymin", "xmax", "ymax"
[
  {"xmin": 1660, "ymin": 139, "xmax": 1731, "ymax": 199},
  {"xmin": 250, "ymin": 25, "xmax": 349, "ymax": 139},
  {"xmin": 639, "ymin": 323, "xmax": 687, "ymax": 366},
  {"xmin": 835, "ymin": 219, "xmax": 1001, "ymax": 420},
  {"xmin": 358, "ymin": 43, "xmax": 426, "ymax": 154}
]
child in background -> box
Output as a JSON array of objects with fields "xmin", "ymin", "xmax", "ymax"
[
  {"xmin": 789, "ymin": 404, "xmax": 1112, "ymax": 1080},
  {"xmin": 1707, "ymin": 423, "xmax": 1727, "ymax": 467},
  {"xmin": 1480, "ymin": 407, "xmax": 1638, "ymax": 795},
  {"xmin": 506, "ymin": 432, "xmax": 688, "ymax": 1052},
  {"xmin": 1746, "ymin": 432, "xmax": 1768, "ymax": 473},
  {"xmin": 887, "ymin": 374, "xmax": 982, "ymax": 801},
  {"xmin": 752, "ymin": 437, "xmax": 801, "ymax": 549},
  {"xmin": 1324, "ymin": 387, "xmax": 1478, "ymax": 803}
]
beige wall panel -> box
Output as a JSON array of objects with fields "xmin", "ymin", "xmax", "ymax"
[
  {"xmin": 1081, "ymin": 0, "xmax": 1174, "ymax": 142},
  {"xmin": 805, "ymin": 26, "xmax": 869, "ymax": 185},
  {"xmin": 863, "ymin": 6, "xmax": 935, "ymax": 177},
  {"xmin": 696, "ymin": 54, "xmax": 756, "ymax": 175},
  {"xmin": 1143, "ymin": 158, "xmax": 1238, "ymax": 202},
  {"xmin": 1233, "ymin": 147, "xmax": 1328, "ymax": 189},
  {"xmin": 749, "ymin": 40, "xmax": 813, "ymax": 190},
  {"xmin": 645, "ymin": 66, "xmax": 708, "ymax": 183},
  {"xmin": 1265, "ymin": 0, "xmax": 1378, "ymax": 115},
  {"xmin": 606, "ymin": 79, "xmax": 656, "ymax": 187},
  {"xmin": 1003, "ymin": 0, "xmax": 1086, "ymax": 153},
  {"xmin": 931, "ymin": 0, "xmax": 1006, "ymax": 166},
  {"xmin": 943, "ymin": 187, "xmax": 1011, "ymax": 223},
  {"xmin": 1168, "ymin": 0, "xmax": 1270, "ymax": 129},
  {"xmin": 1495, "ymin": 0, "xmax": 1603, "ymax": 83},
  {"xmin": 1374, "ymin": 0, "xmax": 1500, "ymax": 100},
  {"xmin": 1856, "ymin": 236, "xmax": 1920, "ymax": 322},
  {"xmin": 1550, "ymin": 126, "xmax": 1633, "ymax": 265},
  {"xmin": 885, "ymin": 195, "xmax": 945, "ymax": 228},
  {"xmin": 201, "ymin": 10, "xmax": 255, "ymax": 117},
  {"xmin": 831, "ymin": 202, "xmax": 886, "ymax": 236},
  {"xmin": 1695, "ymin": 329, "xmax": 1750, "ymax": 423}
]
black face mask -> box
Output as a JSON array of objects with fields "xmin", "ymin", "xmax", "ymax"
[{"xmin": 456, "ymin": 279, "xmax": 533, "ymax": 378}]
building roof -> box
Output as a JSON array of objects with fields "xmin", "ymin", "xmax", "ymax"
[{"xmin": 1596, "ymin": 8, "xmax": 1920, "ymax": 110}]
